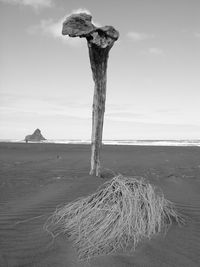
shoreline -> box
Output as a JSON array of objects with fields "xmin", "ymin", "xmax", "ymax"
[{"xmin": 0, "ymin": 139, "xmax": 200, "ymax": 147}]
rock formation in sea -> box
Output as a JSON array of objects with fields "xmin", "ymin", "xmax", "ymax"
[{"xmin": 25, "ymin": 129, "xmax": 46, "ymax": 142}]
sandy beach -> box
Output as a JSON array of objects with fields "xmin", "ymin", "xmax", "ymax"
[{"xmin": 0, "ymin": 142, "xmax": 200, "ymax": 267}]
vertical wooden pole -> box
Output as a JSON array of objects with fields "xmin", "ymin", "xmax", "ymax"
[
  {"xmin": 62, "ymin": 13, "xmax": 119, "ymax": 177},
  {"xmin": 88, "ymin": 45, "xmax": 110, "ymax": 176}
]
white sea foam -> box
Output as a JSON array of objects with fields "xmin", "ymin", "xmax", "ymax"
[{"xmin": 102, "ymin": 140, "xmax": 200, "ymax": 147}]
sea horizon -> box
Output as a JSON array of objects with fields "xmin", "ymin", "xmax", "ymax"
[{"xmin": 0, "ymin": 139, "xmax": 200, "ymax": 147}]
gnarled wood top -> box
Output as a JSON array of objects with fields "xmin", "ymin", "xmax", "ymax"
[{"xmin": 62, "ymin": 13, "xmax": 119, "ymax": 48}]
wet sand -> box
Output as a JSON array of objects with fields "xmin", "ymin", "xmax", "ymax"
[{"xmin": 0, "ymin": 142, "xmax": 200, "ymax": 266}]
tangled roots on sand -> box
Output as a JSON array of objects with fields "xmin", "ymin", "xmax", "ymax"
[{"xmin": 44, "ymin": 175, "xmax": 182, "ymax": 260}]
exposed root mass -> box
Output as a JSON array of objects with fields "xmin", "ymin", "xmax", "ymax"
[{"xmin": 44, "ymin": 175, "xmax": 182, "ymax": 260}]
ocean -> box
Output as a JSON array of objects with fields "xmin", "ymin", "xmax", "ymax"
[{"xmin": 0, "ymin": 139, "xmax": 200, "ymax": 146}]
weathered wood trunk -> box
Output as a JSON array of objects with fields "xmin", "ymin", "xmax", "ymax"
[
  {"xmin": 88, "ymin": 44, "xmax": 110, "ymax": 176},
  {"xmin": 61, "ymin": 13, "xmax": 119, "ymax": 177}
]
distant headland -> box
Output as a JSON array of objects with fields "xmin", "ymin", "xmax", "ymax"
[{"xmin": 25, "ymin": 129, "xmax": 46, "ymax": 142}]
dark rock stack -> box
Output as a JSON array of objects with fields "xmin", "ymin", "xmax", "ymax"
[{"xmin": 25, "ymin": 129, "xmax": 46, "ymax": 142}]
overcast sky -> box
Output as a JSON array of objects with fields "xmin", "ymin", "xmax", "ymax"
[{"xmin": 1, "ymin": 0, "xmax": 200, "ymax": 140}]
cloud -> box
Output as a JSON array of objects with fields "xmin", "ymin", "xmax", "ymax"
[
  {"xmin": 28, "ymin": 17, "xmax": 85, "ymax": 46},
  {"xmin": 71, "ymin": 8, "xmax": 91, "ymax": 15},
  {"xmin": 127, "ymin": 31, "xmax": 154, "ymax": 41},
  {"xmin": 0, "ymin": 0, "xmax": 53, "ymax": 9},
  {"xmin": 194, "ymin": 32, "xmax": 200, "ymax": 38},
  {"xmin": 0, "ymin": 95, "xmax": 91, "ymax": 119},
  {"xmin": 105, "ymin": 110, "xmax": 148, "ymax": 123},
  {"xmin": 140, "ymin": 47, "xmax": 164, "ymax": 56},
  {"xmin": 148, "ymin": 47, "xmax": 164, "ymax": 55},
  {"xmin": 28, "ymin": 8, "xmax": 95, "ymax": 46},
  {"xmin": 155, "ymin": 108, "xmax": 179, "ymax": 114},
  {"xmin": 106, "ymin": 112, "xmax": 143, "ymax": 119}
]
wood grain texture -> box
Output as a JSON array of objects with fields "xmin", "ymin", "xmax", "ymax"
[{"xmin": 62, "ymin": 13, "xmax": 119, "ymax": 176}]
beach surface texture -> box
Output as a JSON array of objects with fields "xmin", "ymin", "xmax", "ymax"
[{"xmin": 0, "ymin": 142, "xmax": 200, "ymax": 266}]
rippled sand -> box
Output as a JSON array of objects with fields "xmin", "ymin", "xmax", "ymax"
[{"xmin": 0, "ymin": 143, "xmax": 200, "ymax": 266}]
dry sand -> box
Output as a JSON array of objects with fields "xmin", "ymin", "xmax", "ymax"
[{"xmin": 0, "ymin": 142, "xmax": 200, "ymax": 267}]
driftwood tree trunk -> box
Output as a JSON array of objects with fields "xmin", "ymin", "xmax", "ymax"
[
  {"xmin": 88, "ymin": 45, "xmax": 110, "ymax": 176},
  {"xmin": 62, "ymin": 13, "xmax": 119, "ymax": 177}
]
